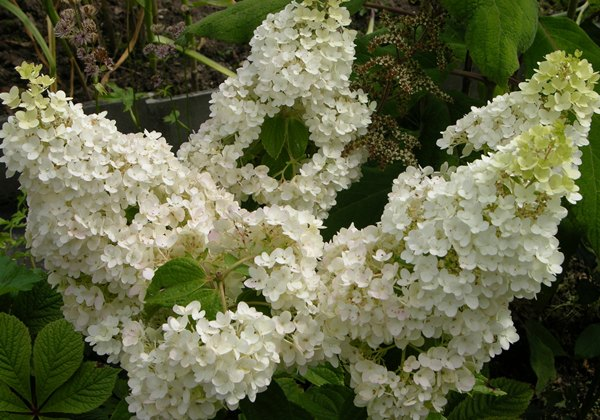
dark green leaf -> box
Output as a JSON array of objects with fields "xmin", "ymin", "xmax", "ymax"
[
  {"xmin": 33, "ymin": 319, "xmax": 84, "ymax": 404},
  {"xmin": 572, "ymin": 116, "xmax": 600, "ymax": 257},
  {"xmin": 239, "ymin": 380, "xmax": 312, "ymax": 420},
  {"xmin": 236, "ymin": 289, "xmax": 270, "ymax": 316},
  {"xmin": 145, "ymin": 258, "xmax": 221, "ymax": 318},
  {"xmin": 324, "ymin": 164, "xmax": 401, "ymax": 240},
  {"xmin": 287, "ymin": 118, "xmax": 310, "ymax": 159},
  {"xmin": 302, "ymin": 363, "xmax": 345, "ymax": 387},
  {"xmin": 110, "ymin": 399, "xmax": 131, "ymax": 420},
  {"xmin": 0, "ymin": 313, "xmax": 31, "ymax": 401},
  {"xmin": 0, "ymin": 381, "xmax": 30, "ymax": 413},
  {"xmin": 0, "ymin": 255, "xmax": 44, "ymax": 296},
  {"xmin": 575, "ymin": 323, "xmax": 600, "ymax": 359},
  {"xmin": 11, "ymin": 282, "xmax": 63, "ymax": 336},
  {"xmin": 522, "ymin": 17, "xmax": 600, "ymax": 79},
  {"xmin": 471, "ymin": 373, "xmax": 507, "ymax": 397},
  {"xmin": 441, "ymin": 0, "xmax": 538, "ymax": 86},
  {"xmin": 275, "ymin": 377, "xmax": 305, "ymax": 407},
  {"xmin": 525, "ymin": 327, "xmax": 556, "ymax": 393},
  {"xmin": 447, "ymin": 377, "xmax": 533, "ymax": 420},
  {"xmin": 524, "ymin": 320, "xmax": 567, "ymax": 357},
  {"xmin": 341, "ymin": 0, "xmax": 366, "ymax": 14},
  {"xmin": 181, "ymin": 0, "xmax": 292, "ymax": 44},
  {"xmin": 299, "ymin": 384, "xmax": 364, "ymax": 420},
  {"xmin": 260, "ymin": 115, "xmax": 287, "ymax": 160},
  {"xmin": 41, "ymin": 362, "xmax": 119, "ymax": 414}
]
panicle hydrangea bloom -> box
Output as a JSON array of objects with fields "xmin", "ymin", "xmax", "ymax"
[
  {"xmin": 0, "ymin": 63, "xmax": 327, "ymax": 418},
  {"xmin": 317, "ymin": 51, "xmax": 600, "ymax": 419},
  {"xmin": 178, "ymin": 0, "xmax": 374, "ymax": 219}
]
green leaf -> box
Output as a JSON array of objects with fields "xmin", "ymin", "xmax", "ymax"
[
  {"xmin": 41, "ymin": 362, "xmax": 119, "ymax": 414},
  {"xmin": 575, "ymin": 323, "xmax": 600, "ymax": 359},
  {"xmin": 33, "ymin": 319, "xmax": 84, "ymax": 405},
  {"xmin": 299, "ymin": 384, "xmax": 366, "ymax": 420},
  {"xmin": 0, "ymin": 381, "xmax": 30, "ymax": 413},
  {"xmin": 0, "ymin": 313, "xmax": 31, "ymax": 401},
  {"xmin": 110, "ymin": 398, "xmax": 131, "ymax": 420},
  {"xmin": 146, "ymin": 257, "xmax": 207, "ymax": 302},
  {"xmin": 11, "ymin": 282, "xmax": 63, "ymax": 336},
  {"xmin": 302, "ymin": 363, "xmax": 345, "ymax": 387},
  {"xmin": 287, "ymin": 117, "xmax": 310, "ymax": 159},
  {"xmin": 524, "ymin": 320, "xmax": 567, "ymax": 357},
  {"xmin": 181, "ymin": 0, "xmax": 292, "ymax": 44},
  {"xmin": 447, "ymin": 377, "xmax": 533, "ymax": 420},
  {"xmin": 260, "ymin": 114, "xmax": 287, "ymax": 160},
  {"xmin": 224, "ymin": 253, "xmax": 250, "ymax": 277},
  {"xmin": 573, "ymin": 115, "xmax": 600, "ymax": 256},
  {"xmin": 471, "ymin": 373, "xmax": 507, "ymax": 397},
  {"xmin": 324, "ymin": 164, "xmax": 401, "ymax": 240},
  {"xmin": 240, "ymin": 380, "xmax": 312, "ymax": 420},
  {"xmin": 522, "ymin": 16, "xmax": 600, "ymax": 79},
  {"xmin": 525, "ymin": 326, "xmax": 556, "ymax": 394},
  {"xmin": 0, "ymin": 256, "xmax": 44, "ymax": 296},
  {"xmin": 441, "ymin": 0, "xmax": 538, "ymax": 86},
  {"xmin": 275, "ymin": 376, "xmax": 305, "ymax": 407}
]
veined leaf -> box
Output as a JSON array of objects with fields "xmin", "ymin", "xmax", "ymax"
[
  {"xmin": 180, "ymin": 0, "xmax": 292, "ymax": 44},
  {"xmin": 0, "ymin": 313, "xmax": 31, "ymax": 401},
  {"xmin": 180, "ymin": 0, "xmax": 365, "ymax": 44},
  {"xmin": 302, "ymin": 363, "xmax": 345, "ymax": 387},
  {"xmin": 40, "ymin": 362, "xmax": 119, "ymax": 414},
  {"xmin": 447, "ymin": 377, "xmax": 533, "ymax": 420},
  {"xmin": 11, "ymin": 281, "xmax": 63, "ymax": 335},
  {"xmin": 0, "ymin": 255, "xmax": 44, "ymax": 296},
  {"xmin": 33, "ymin": 319, "xmax": 84, "ymax": 404},
  {"xmin": 441, "ymin": 0, "xmax": 538, "ymax": 87},
  {"xmin": 287, "ymin": 117, "xmax": 310, "ymax": 159},
  {"xmin": 300, "ymin": 384, "xmax": 366, "ymax": 420},
  {"xmin": 522, "ymin": 16, "xmax": 600, "ymax": 79},
  {"xmin": 260, "ymin": 115, "xmax": 287, "ymax": 160},
  {"xmin": 0, "ymin": 381, "xmax": 30, "ymax": 413}
]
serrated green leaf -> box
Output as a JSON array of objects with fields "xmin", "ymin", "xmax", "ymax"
[
  {"xmin": 447, "ymin": 377, "xmax": 533, "ymax": 420},
  {"xmin": 11, "ymin": 282, "xmax": 63, "ymax": 336},
  {"xmin": 145, "ymin": 257, "xmax": 216, "ymax": 311},
  {"xmin": 525, "ymin": 328, "xmax": 556, "ymax": 394},
  {"xmin": 260, "ymin": 115, "xmax": 287, "ymax": 160},
  {"xmin": 240, "ymin": 380, "xmax": 311, "ymax": 420},
  {"xmin": 0, "ymin": 313, "xmax": 31, "ymax": 401},
  {"xmin": 33, "ymin": 319, "xmax": 84, "ymax": 404},
  {"xmin": 275, "ymin": 376, "xmax": 305, "ymax": 407},
  {"xmin": 471, "ymin": 373, "xmax": 507, "ymax": 397},
  {"xmin": 224, "ymin": 254, "xmax": 250, "ymax": 277},
  {"xmin": 441, "ymin": 0, "xmax": 538, "ymax": 87},
  {"xmin": 0, "ymin": 381, "xmax": 30, "ymax": 413},
  {"xmin": 302, "ymin": 363, "xmax": 345, "ymax": 387},
  {"xmin": 41, "ymin": 362, "xmax": 119, "ymax": 414},
  {"xmin": 573, "ymin": 116, "xmax": 600, "ymax": 256},
  {"xmin": 522, "ymin": 16, "xmax": 600, "ymax": 79},
  {"xmin": 575, "ymin": 323, "xmax": 600, "ymax": 359},
  {"xmin": 287, "ymin": 118, "xmax": 310, "ymax": 159},
  {"xmin": 0, "ymin": 255, "xmax": 44, "ymax": 296}
]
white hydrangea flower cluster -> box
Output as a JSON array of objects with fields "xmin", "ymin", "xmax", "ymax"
[
  {"xmin": 0, "ymin": 64, "xmax": 327, "ymax": 418},
  {"xmin": 438, "ymin": 50, "xmax": 599, "ymax": 157},
  {"xmin": 317, "ymin": 51, "xmax": 600, "ymax": 419},
  {"xmin": 179, "ymin": 0, "xmax": 373, "ymax": 219}
]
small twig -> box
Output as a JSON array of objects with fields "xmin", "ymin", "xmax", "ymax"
[
  {"xmin": 100, "ymin": 8, "xmax": 145, "ymax": 85},
  {"xmin": 364, "ymin": 2, "xmax": 415, "ymax": 15}
]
